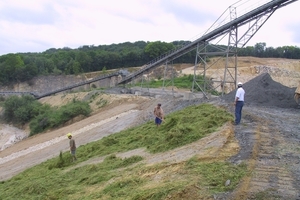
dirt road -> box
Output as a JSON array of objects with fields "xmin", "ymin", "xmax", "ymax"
[
  {"xmin": 227, "ymin": 105, "xmax": 300, "ymax": 199},
  {"xmin": 0, "ymin": 101, "xmax": 145, "ymax": 180}
]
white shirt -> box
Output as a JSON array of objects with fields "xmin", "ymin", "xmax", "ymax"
[{"xmin": 235, "ymin": 87, "xmax": 245, "ymax": 101}]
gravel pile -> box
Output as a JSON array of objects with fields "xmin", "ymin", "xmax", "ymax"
[{"xmin": 222, "ymin": 73, "xmax": 297, "ymax": 108}]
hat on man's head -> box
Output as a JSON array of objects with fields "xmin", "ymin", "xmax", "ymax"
[
  {"xmin": 237, "ymin": 82, "xmax": 243, "ymax": 86},
  {"xmin": 67, "ymin": 133, "xmax": 72, "ymax": 137}
]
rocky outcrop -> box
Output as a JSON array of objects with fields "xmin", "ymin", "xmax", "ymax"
[{"xmin": 0, "ymin": 74, "xmax": 119, "ymax": 96}]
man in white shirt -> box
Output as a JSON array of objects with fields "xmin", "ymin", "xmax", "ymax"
[{"xmin": 234, "ymin": 82, "xmax": 245, "ymax": 125}]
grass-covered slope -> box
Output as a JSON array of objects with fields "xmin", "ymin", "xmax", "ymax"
[{"xmin": 0, "ymin": 104, "xmax": 247, "ymax": 200}]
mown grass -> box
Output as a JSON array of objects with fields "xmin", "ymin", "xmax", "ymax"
[{"xmin": 0, "ymin": 103, "xmax": 247, "ymax": 200}]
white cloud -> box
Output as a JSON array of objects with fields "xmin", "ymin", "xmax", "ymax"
[{"xmin": 0, "ymin": 0, "xmax": 299, "ymax": 55}]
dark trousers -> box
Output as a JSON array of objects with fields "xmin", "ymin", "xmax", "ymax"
[{"xmin": 235, "ymin": 101, "xmax": 244, "ymax": 124}]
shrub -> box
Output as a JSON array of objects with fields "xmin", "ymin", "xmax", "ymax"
[
  {"xmin": 3, "ymin": 95, "xmax": 43, "ymax": 124},
  {"xmin": 29, "ymin": 100, "xmax": 91, "ymax": 135},
  {"xmin": 2, "ymin": 95, "xmax": 92, "ymax": 136}
]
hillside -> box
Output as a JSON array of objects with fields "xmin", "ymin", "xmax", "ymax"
[{"xmin": 0, "ymin": 57, "xmax": 300, "ymax": 199}]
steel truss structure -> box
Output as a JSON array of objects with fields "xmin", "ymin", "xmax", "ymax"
[
  {"xmin": 118, "ymin": 0, "xmax": 298, "ymax": 98},
  {"xmin": 192, "ymin": 1, "xmax": 293, "ymax": 96}
]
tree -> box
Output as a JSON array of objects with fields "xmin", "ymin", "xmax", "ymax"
[
  {"xmin": 75, "ymin": 51, "xmax": 92, "ymax": 72},
  {"xmin": 144, "ymin": 41, "xmax": 175, "ymax": 60},
  {"xmin": 264, "ymin": 47, "xmax": 277, "ymax": 57},
  {"xmin": 3, "ymin": 95, "xmax": 42, "ymax": 124},
  {"xmin": 65, "ymin": 59, "xmax": 81, "ymax": 75},
  {"xmin": 4, "ymin": 53, "xmax": 24, "ymax": 67},
  {"xmin": 1, "ymin": 40, "xmax": 300, "ymax": 86},
  {"xmin": 0, "ymin": 54, "xmax": 26, "ymax": 83},
  {"xmin": 254, "ymin": 42, "xmax": 266, "ymax": 57},
  {"xmin": 281, "ymin": 46, "xmax": 300, "ymax": 59},
  {"xmin": 238, "ymin": 46, "xmax": 254, "ymax": 56},
  {"xmin": 102, "ymin": 66, "xmax": 107, "ymax": 74}
]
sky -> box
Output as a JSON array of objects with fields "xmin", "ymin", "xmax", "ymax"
[{"xmin": 0, "ymin": 0, "xmax": 299, "ymax": 55}]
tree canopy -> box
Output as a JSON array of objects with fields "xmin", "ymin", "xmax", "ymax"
[{"xmin": 0, "ymin": 40, "xmax": 299, "ymax": 85}]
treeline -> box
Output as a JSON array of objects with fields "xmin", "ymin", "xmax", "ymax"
[
  {"xmin": 238, "ymin": 42, "xmax": 300, "ymax": 58},
  {"xmin": 0, "ymin": 41, "xmax": 299, "ymax": 85}
]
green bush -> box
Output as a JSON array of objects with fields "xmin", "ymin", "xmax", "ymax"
[
  {"xmin": 0, "ymin": 96, "xmax": 5, "ymax": 102},
  {"xmin": 29, "ymin": 100, "xmax": 91, "ymax": 135},
  {"xmin": 3, "ymin": 95, "xmax": 42, "ymax": 124},
  {"xmin": 1, "ymin": 94, "xmax": 91, "ymax": 135}
]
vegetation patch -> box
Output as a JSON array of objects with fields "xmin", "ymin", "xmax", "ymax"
[
  {"xmin": 185, "ymin": 157, "xmax": 247, "ymax": 193},
  {"xmin": 3, "ymin": 95, "xmax": 44, "ymax": 124},
  {"xmin": 136, "ymin": 74, "xmax": 221, "ymax": 95},
  {"xmin": 29, "ymin": 99, "xmax": 91, "ymax": 135},
  {"xmin": 71, "ymin": 103, "xmax": 233, "ymax": 163},
  {"xmin": 96, "ymin": 98, "xmax": 108, "ymax": 108},
  {"xmin": 0, "ymin": 42, "xmax": 298, "ymax": 86},
  {"xmin": 0, "ymin": 157, "xmax": 246, "ymax": 199},
  {"xmin": 1, "ymin": 95, "xmax": 91, "ymax": 135}
]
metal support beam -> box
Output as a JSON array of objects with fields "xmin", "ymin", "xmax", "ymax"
[
  {"xmin": 162, "ymin": 61, "xmax": 175, "ymax": 97},
  {"xmin": 191, "ymin": 1, "xmax": 284, "ymax": 97}
]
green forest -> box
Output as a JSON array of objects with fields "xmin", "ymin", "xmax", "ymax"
[{"xmin": 0, "ymin": 40, "xmax": 299, "ymax": 85}]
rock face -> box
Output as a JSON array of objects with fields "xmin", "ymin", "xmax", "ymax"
[
  {"xmin": 0, "ymin": 74, "xmax": 116, "ymax": 95},
  {"xmin": 222, "ymin": 73, "xmax": 297, "ymax": 108},
  {"xmin": 0, "ymin": 124, "xmax": 27, "ymax": 151},
  {"xmin": 1, "ymin": 75, "xmax": 87, "ymax": 94}
]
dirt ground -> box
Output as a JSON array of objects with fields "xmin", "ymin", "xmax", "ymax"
[
  {"xmin": 0, "ymin": 57, "xmax": 300, "ymax": 199},
  {"xmin": 221, "ymin": 103, "xmax": 300, "ymax": 199}
]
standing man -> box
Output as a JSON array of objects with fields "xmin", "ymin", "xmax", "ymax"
[
  {"xmin": 234, "ymin": 82, "xmax": 245, "ymax": 125},
  {"xmin": 67, "ymin": 133, "xmax": 77, "ymax": 162},
  {"xmin": 154, "ymin": 103, "xmax": 164, "ymax": 127}
]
